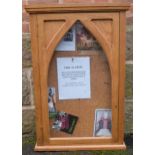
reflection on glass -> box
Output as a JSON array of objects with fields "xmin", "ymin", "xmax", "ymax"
[{"xmin": 48, "ymin": 21, "xmax": 112, "ymax": 138}]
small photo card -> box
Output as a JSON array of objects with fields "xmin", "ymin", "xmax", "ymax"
[
  {"xmin": 76, "ymin": 21, "xmax": 102, "ymax": 51},
  {"xmin": 52, "ymin": 112, "xmax": 78, "ymax": 134},
  {"xmin": 94, "ymin": 109, "xmax": 112, "ymax": 137},
  {"xmin": 56, "ymin": 26, "xmax": 76, "ymax": 51},
  {"xmin": 48, "ymin": 87, "xmax": 56, "ymax": 114}
]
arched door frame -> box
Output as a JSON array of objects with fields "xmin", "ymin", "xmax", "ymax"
[{"xmin": 37, "ymin": 12, "xmax": 119, "ymax": 144}]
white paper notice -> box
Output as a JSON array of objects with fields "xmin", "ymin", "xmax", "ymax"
[{"xmin": 57, "ymin": 57, "xmax": 91, "ymax": 100}]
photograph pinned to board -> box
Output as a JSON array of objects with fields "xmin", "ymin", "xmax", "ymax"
[
  {"xmin": 48, "ymin": 87, "xmax": 57, "ymax": 119},
  {"xmin": 94, "ymin": 109, "xmax": 112, "ymax": 137},
  {"xmin": 52, "ymin": 111, "xmax": 78, "ymax": 134},
  {"xmin": 56, "ymin": 26, "xmax": 76, "ymax": 51},
  {"xmin": 48, "ymin": 88, "xmax": 79, "ymax": 134},
  {"xmin": 76, "ymin": 21, "xmax": 102, "ymax": 51}
]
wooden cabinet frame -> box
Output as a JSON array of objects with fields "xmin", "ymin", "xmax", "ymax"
[{"xmin": 25, "ymin": 3, "xmax": 130, "ymax": 151}]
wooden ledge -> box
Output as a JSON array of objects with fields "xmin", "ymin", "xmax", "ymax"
[
  {"xmin": 25, "ymin": 3, "xmax": 130, "ymax": 14},
  {"xmin": 34, "ymin": 142, "xmax": 126, "ymax": 151}
]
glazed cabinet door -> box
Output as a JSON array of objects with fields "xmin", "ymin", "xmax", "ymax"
[{"xmin": 33, "ymin": 12, "xmax": 120, "ymax": 148}]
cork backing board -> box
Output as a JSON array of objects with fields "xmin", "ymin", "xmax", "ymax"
[{"xmin": 48, "ymin": 50, "xmax": 111, "ymax": 137}]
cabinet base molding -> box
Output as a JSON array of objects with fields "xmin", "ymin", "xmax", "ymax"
[{"xmin": 34, "ymin": 142, "xmax": 126, "ymax": 151}]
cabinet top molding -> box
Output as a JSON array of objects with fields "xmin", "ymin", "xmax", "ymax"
[{"xmin": 25, "ymin": 3, "xmax": 130, "ymax": 14}]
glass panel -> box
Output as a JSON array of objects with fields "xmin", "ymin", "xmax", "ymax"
[{"xmin": 48, "ymin": 21, "xmax": 112, "ymax": 138}]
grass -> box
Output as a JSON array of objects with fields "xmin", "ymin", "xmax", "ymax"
[{"xmin": 22, "ymin": 135, "xmax": 36, "ymax": 146}]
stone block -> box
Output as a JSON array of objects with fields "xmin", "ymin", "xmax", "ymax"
[
  {"xmin": 22, "ymin": 70, "xmax": 31, "ymax": 106},
  {"xmin": 22, "ymin": 35, "xmax": 32, "ymax": 67},
  {"xmin": 125, "ymin": 100, "xmax": 133, "ymax": 133},
  {"xmin": 125, "ymin": 64, "xmax": 133, "ymax": 99},
  {"xmin": 22, "ymin": 109, "xmax": 35, "ymax": 136},
  {"xmin": 22, "ymin": 68, "xmax": 34, "ymax": 106},
  {"xmin": 126, "ymin": 24, "xmax": 133, "ymax": 60}
]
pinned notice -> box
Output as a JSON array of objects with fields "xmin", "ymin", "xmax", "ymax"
[{"xmin": 57, "ymin": 57, "xmax": 91, "ymax": 100}]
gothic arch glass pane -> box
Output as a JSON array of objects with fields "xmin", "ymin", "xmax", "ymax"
[{"xmin": 47, "ymin": 21, "xmax": 112, "ymax": 138}]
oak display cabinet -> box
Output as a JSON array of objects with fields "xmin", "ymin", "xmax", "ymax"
[{"xmin": 25, "ymin": 3, "xmax": 130, "ymax": 151}]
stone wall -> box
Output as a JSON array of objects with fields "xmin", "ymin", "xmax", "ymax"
[{"xmin": 22, "ymin": 0, "xmax": 133, "ymax": 141}]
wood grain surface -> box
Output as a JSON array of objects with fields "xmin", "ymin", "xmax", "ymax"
[{"xmin": 26, "ymin": 3, "xmax": 130, "ymax": 150}]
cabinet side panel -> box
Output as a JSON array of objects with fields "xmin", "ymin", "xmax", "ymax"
[
  {"xmin": 37, "ymin": 15, "xmax": 51, "ymax": 145},
  {"xmin": 111, "ymin": 13, "xmax": 119, "ymax": 142},
  {"xmin": 30, "ymin": 15, "xmax": 43, "ymax": 145},
  {"xmin": 118, "ymin": 11, "xmax": 126, "ymax": 143}
]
